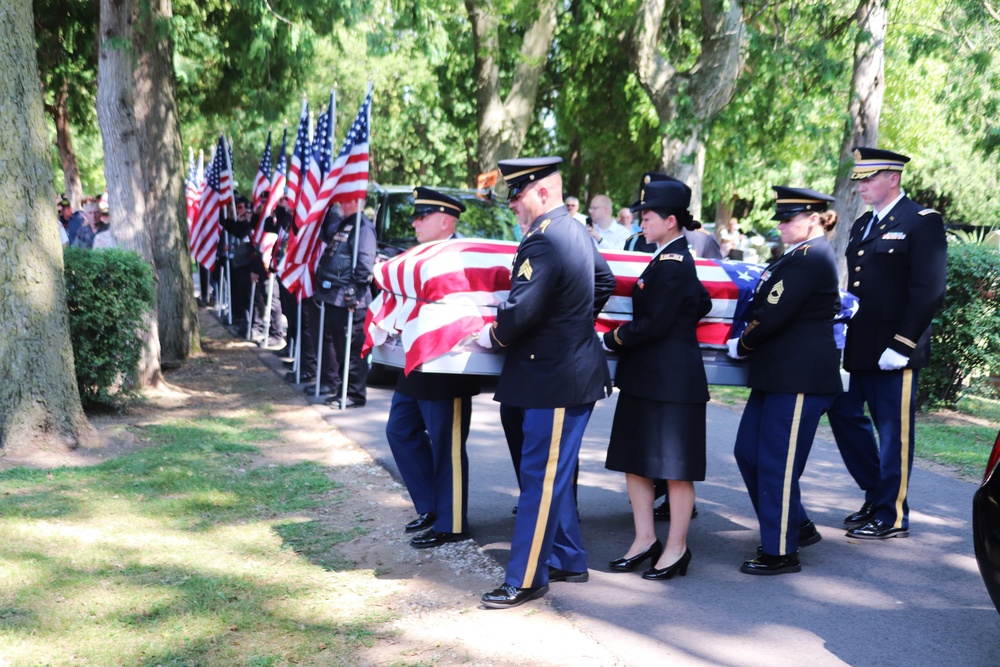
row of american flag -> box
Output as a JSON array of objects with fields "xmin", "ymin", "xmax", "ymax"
[{"xmin": 185, "ymin": 85, "xmax": 373, "ymax": 300}]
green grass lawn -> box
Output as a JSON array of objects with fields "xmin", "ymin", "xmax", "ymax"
[{"xmin": 0, "ymin": 416, "xmax": 388, "ymax": 666}]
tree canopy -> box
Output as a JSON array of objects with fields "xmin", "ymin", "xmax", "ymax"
[{"xmin": 40, "ymin": 0, "xmax": 1000, "ymax": 231}]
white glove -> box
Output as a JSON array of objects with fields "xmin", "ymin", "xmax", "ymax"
[
  {"xmin": 878, "ymin": 348, "xmax": 909, "ymax": 370},
  {"xmin": 475, "ymin": 323, "xmax": 494, "ymax": 349},
  {"xmin": 598, "ymin": 331, "xmax": 611, "ymax": 352},
  {"xmin": 727, "ymin": 337, "xmax": 747, "ymax": 360}
]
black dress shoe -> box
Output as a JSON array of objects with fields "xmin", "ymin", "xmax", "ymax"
[
  {"xmin": 653, "ymin": 502, "xmax": 699, "ymax": 521},
  {"xmin": 548, "ymin": 567, "xmax": 589, "ymax": 583},
  {"xmin": 799, "ymin": 520, "xmax": 822, "ymax": 547},
  {"xmin": 410, "ymin": 528, "xmax": 471, "ymax": 549},
  {"xmin": 324, "ymin": 396, "xmax": 366, "ymax": 408},
  {"xmin": 284, "ymin": 371, "xmax": 315, "ymax": 384},
  {"xmin": 642, "ymin": 548, "xmax": 692, "ymax": 580},
  {"xmin": 481, "ymin": 583, "xmax": 548, "ymax": 609},
  {"xmin": 846, "ymin": 518, "xmax": 909, "ymax": 540},
  {"xmin": 843, "ymin": 501, "xmax": 876, "ymax": 527},
  {"xmin": 741, "ymin": 551, "xmax": 801, "ymax": 575},
  {"xmin": 404, "ymin": 512, "xmax": 436, "ymax": 533},
  {"xmin": 303, "ymin": 384, "xmax": 334, "ymax": 395},
  {"xmin": 609, "ymin": 540, "xmax": 663, "ymax": 572}
]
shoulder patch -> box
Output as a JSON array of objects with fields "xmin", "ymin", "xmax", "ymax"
[
  {"xmin": 660, "ymin": 253, "xmax": 684, "ymax": 262},
  {"xmin": 918, "ymin": 208, "xmax": 939, "ymax": 217}
]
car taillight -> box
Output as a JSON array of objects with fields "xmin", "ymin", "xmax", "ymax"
[{"xmin": 984, "ymin": 429, "xmax": 1000, "ymax": 484}]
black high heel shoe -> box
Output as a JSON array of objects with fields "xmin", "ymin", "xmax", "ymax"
[
  {"xmin": 609, "ymin": 540, "xmax": 663, "ymax": 572},
  {"xmin": 642, "ymin": 548, "xmax": 692, "ymax": 580}
]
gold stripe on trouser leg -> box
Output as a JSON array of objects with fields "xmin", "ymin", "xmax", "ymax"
[
  {"xmin": 522, "ymin": 408, "xmax": 564, "ymax": 587},
  {"xmin": 779, "ymin": 394, "xmax": 805, "ymax": 555},
  {"xmin": 450, "ymin": 397, "xmax": 463, "ymax": 534},
  {"xmin": 894, "ymin": 370, "xmax": 913, "ymax": 529}
]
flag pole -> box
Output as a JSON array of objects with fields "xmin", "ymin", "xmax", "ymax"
[
  {"xmin": 246, "ymin": 279, "xmax": 257, "ymax": 340},
  {"xmin": 339, "ymin": 81, "xmax": 372, "ymax": 412},
  {"xmin": 314, "ymin": 303, "xmax": 325, "ymax": 398},
  {"xmin": 313, "ymin": 86, "xmax": 336, "ymax": 401},
  {"xmin": 294, "ymin": 296, "xmax": 303, "ymax": 382}
]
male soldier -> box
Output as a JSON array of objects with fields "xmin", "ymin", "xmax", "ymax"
[
  {"xmin": 828, "ymin": 148, "xmax": 947, "ymax": 539},
  {"xmin": 476, "ymin": 157, "xmax": 615, "ymax": 609},
  {"xmin": 385, "ymin": 187, "xmax": 480, "ymax": 548}
]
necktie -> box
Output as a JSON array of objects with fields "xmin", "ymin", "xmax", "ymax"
[{"xmin": 863, "ymin": 214, "xmax": 879, "ymax": 240}]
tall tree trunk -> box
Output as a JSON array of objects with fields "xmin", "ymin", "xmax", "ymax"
[
  {"xmin": 466, "ymin": 0, "xmax": 558, "ymax": 175},
  {"xmin": 133, "ymin": 0, "xmax": 199, "ymax": 365},
  {"xmin": 97, "ymin": 0, "xmax": 161, "ymax": 386},
  {"xmin": 831, "ymin": 0, "xmax": 887, "ymax": 284},
  {"xmin": 0, "ymin": 0, "xmax": 91, "ymax": 452},
  {"xmin": 52, "ymin": 82, "xmax": 85, "ymax": 207},
  {"xmin": 626, "ymin": 0, "xmax": 746, "ymax": 220}
]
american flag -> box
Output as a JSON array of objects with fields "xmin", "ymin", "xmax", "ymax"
[
  {"xmin": 280, "ymin": 92, "xmax": 335, "ymax": 298},
  {"xmin": 185, "ymin": 148, "xmax": 199, "ymax": 232},
  {"xmin": 189, "ymin": 135, "xmax": 234, "ymax": 270},
  {"xmin": 285, "ymin": 99, "xmax": 311, "ymax": 210},
  {"xmin": 363, "ymin": 239, "xmax": 764, "ymax": 374},
  {"xmin": 253, "ymin": 129, "xmax": 288, "ymax": 269},
  {"xmin": 285, "ymin": 87, "xmax": 372, "ymax": 300},
  {"xmin": 251, "ymin": 132, "xmax": 272, "ymax": 211},
  {"xmin": 262, "ymin": 127, "xmax": 288, "ymax": 220}
]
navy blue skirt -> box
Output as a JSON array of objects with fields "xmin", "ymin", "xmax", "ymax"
[{"xmin": 605, "ymin": 391, "xmax": 706, "ymax": 481}]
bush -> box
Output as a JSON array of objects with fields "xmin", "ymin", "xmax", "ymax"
[
  {"xmin": 920, "ymin": 239, "xmax": 1000, "ymax": 407},
  {"xmin": 64, "ymin": 247, "xmax": 156, "ymax": 408}
]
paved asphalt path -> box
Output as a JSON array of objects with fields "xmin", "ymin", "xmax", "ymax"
[{"xmin": 265, "ymin": 350, "xmax": 999, "ymax": 666}]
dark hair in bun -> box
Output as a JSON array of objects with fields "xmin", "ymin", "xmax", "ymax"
[{"xmin": 650, "ymin": 208, "xmax": 698, "ymax": 230}]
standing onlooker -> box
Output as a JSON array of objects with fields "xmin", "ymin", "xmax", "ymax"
[
  {"xmin": 386, "ymin": 187, "xmax": 480, "ymax": 549},
  {"xmin": 564, "ymin": 196, "xmax": 589, "ymax": 225},
  {"xmin": 58, "ymin": 196, "xmax": 85, "ymax": 245},
  {"xmin": 603, "ymin": 179, "xmax": 711, "ymax": 581},
  {"xmin": 729, "ymin": 187, "xmax": 842, "ymax": 575},
  {"xmin": 616, "ymin": 207, "xmax": 637, "ymax": 233},
  {"xmin": 587, "ymin": 194, "xmax": 631, "ymax": 249},
  {"xmin": 220, "ymin": 195, "xmax": 255, "ymax": 336},
  {"xmin": 827, "ymin": 147, "xmax": 947, "ymax": 540},
  {"xmin": 719, "ymin": 217, "xmax": 746, "ymax": 259},
  {"xmin": 315, "ymin": 198, "xmax": 376, "ymax": 409},
  {"xmin": 476, "ymin": 156, "xmax": 615, "ymax": 609},
  {"xmin": 73, "ymin": 201, "xmax": 100, "ymax": 249},
  {"xmin": 91, "ymin": 202, "xmax": 117, "ymax": 249}
]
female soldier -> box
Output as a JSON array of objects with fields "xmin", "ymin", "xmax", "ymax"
[
  {"xmin": 603, "ymin": 178, "xmax": 712, "ymax": 580},
  {"xmin": 728, "ymin": 186, "xmax": 842, "ymax": 575}
]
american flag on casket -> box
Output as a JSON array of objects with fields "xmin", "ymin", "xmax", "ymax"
[{"xmin": 362, "ymin": 238, "xmax": 771, "ymax": 382}]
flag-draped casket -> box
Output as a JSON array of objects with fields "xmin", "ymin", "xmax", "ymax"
[{"xmin": 364, "ymin": 239, "xmax": 768, "ymax": 385}]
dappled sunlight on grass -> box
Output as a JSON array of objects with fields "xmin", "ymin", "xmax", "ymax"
[{"xmin": 0, "ymin": 415, "xmax": 397, "ymax": 666}]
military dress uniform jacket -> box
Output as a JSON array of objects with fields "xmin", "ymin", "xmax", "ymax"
[
  {"xmin": 736, "ymin": 235, "xmax": 842, "ymax": 394},
  {"xmin": 487, "ymin": 205, "xmax": 616, "ymax": 408},
  {"xmin": 842, "ymin": 197, "xmax": 947, "ymax": 371},
  {"xmin": 604, "ymin": 236, "xmax": 712, "ymax": 403}
]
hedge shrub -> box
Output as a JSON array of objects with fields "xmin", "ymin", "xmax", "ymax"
[
  {"xmin": 64, "ymin": 247, "xmax": 156, "ymax": 408},
  {"xmin": 920, "ymin": 239, "xmax": 1000, "ymax": 407}
]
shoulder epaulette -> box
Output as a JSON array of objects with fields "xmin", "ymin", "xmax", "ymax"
[
  {"xmin": 660, "ymin": 253, "xmax": 684, "ymax": 262},
  {"xmin": 918, "ymin": 208, "xmax": 940, "ymax": 217}
]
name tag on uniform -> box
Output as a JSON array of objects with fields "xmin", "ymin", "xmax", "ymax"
[{"xmin": 882, "ymin": 232, "xmax": 906, "ymax": 240}]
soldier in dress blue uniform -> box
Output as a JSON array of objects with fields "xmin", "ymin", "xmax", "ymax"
[
  {"xmin": 603, "ymin": 179, "xmax": 712, "ymax": 581},
  {"xmin": 623, "ymin": 172, "xmax": 723, "ymax": 260},
  {"xmin": 827, "ymin": 148, "xmax": 948, "ymax": 540},
  {"xmin": 385, "ymin": 187, "xmax": 481, "ymax": 549},
  {"xmin": 728, "ymin": 187, "xmax": 843, "ymax": 574},
  {"xmin": 475, "ymin": 156, "xmax": 616, "ymax": 609}
]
